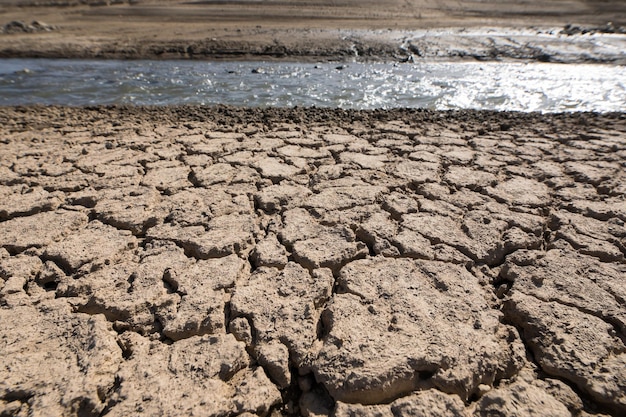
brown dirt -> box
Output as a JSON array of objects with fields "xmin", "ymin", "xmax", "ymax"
[
  {"xmin": 1, "ymin": 105, "xmax": 625, "ymax": 416},
  {"xmin": 0, "ymin": 0, "xmax": 625, "ymax": 61}
]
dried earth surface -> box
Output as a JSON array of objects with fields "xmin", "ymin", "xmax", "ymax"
[
  {"xmin": 1, "ymin": 0, "xmax": 626, "ymax": 62},
  {"xmin": 0, "ymin": 105, "xmax": 625, "ymax": 416}
]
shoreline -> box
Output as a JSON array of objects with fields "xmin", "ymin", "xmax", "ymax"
[
  {"xmin": 2, "ymin": 104, "xmax": 625, "ymax": 130},
  {"xmin": 1, "ymin": 26, "xmax": 625, "ymax": 64},
  {"xmin": 1, "ymin": 1, "xmax": 626, "ymax": 63}
]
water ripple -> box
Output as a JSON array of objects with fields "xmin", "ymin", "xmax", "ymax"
[{"xmin": 0, "ymin": 59, "xmax": 624, "ymax": 112}]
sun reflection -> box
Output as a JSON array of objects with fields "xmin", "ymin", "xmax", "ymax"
[{"xmin": 0, "ymin": 59, "xmax": 623, "ymax": 112}]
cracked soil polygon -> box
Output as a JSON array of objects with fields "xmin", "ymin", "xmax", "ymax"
[{"xmin": 0, "ymin": 106, "xmax": 625, "ymax": 416}]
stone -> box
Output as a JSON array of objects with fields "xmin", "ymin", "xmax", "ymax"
[
  {"xmin": 0, "ymin": 253, "xmax": 43, "ymax": 285},
  {"xmin": 442, "ymin": 148, "xmax": 475, "ymax": 165},
  {"xmin": 567, "ymin": 198, "xmax": 626, "ymax": 222},
  {"xmin": 333, "ymin": 401, "xmax": 393, "ymax": 417},
  {"xmin": 301, "ymin": 391, "xmax": 335, "ymax": 417},
  {"xmin": 392, "ymin": 229, "xmax": 435, "ymax": 259},
  {"xmin": 380, "ymin": 191, "xmax": 419, "ymax": 218},
  {"xmin": 160, "ymin": 189, "xmax": 214, "ymax": 226}
]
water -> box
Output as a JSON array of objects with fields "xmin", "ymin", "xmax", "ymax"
[{"xmin": 0, "ymin": 59, "xmax": 624, "ymax": 112}]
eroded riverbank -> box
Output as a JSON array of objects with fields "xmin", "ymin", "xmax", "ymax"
[
  {"xmin": 1, "ymin": 1, "xmax": 626, "ymax": 63},
  {"xmin": 1, "ymin": 106, "xmax": 625, "ymax": 416}
]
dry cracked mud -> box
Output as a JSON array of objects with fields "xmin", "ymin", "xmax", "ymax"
[{"xmin": 0, "ymin": 106, "xmax": 625, "ymax": 416}]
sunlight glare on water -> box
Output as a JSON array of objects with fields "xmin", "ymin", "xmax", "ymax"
[{"xmin": 0, "ymin": 59, "xmax": 623, "ymax": 112}]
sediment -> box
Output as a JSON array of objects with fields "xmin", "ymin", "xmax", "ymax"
[
  {"xmin": 1, "ymin": 0, "xmax": 625, "ymax": 63},
  {"xmin": 1, "ymin": 105, "xmax": 625, "ymax": 416}
]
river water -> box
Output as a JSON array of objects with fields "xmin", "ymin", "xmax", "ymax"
[{"xmin": 0, "ymin": 59, "xmax": 624, "ymax": 112}]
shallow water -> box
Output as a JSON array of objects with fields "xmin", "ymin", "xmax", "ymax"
[{"xmin": 0, "ymin": 59, "xmax": 624, "ymax": 112}]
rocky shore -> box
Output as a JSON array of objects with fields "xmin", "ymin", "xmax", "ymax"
[{"xmin": 1, "ymin": 106, "xmax": 625, "ymax": 416}]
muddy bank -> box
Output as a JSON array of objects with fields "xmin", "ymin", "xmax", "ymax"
[
  {"xmin": 1, "ymin": 106, "xmax": 625, "ymax": 416},
  {"xmin": 2, "ymin": 26, "xmax": 625, "ymax": 64},
  {"xmin": 1, "ymin": 1, "xmax": 626, "ymax": 62}
]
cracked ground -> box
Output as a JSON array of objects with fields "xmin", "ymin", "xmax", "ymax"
[{"xmin": 0, "ymin": 106, "xmax": 625, "ymax": 417}]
